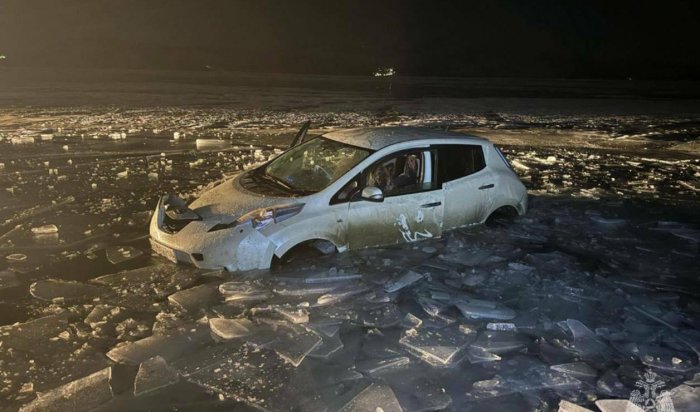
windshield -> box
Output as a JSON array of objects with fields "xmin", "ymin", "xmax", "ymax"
[{"xmin": 264, "ymin": 137, "xmax": 372, "ymax": 193}]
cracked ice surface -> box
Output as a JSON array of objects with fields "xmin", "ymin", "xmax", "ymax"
[{"xmin": 0, "ymin": 77, "xmax": 699, "ymax": 411}]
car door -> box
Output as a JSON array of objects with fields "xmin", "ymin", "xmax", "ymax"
[
  {"xmin": 436, "ymin": 144, "xmax": 495, "ymax": 229},
  {"xmin": 346, "ymin": 149, "xmax": 444, "ymax": 249}
]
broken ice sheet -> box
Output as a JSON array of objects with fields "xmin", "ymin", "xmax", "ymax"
[
  {"xmin": 134, "ymin": 356, "xmax": 179, "ymax": 396},
  {"xmin": 558, "ymin": 400, "xmax": 595, "ymax": 412},
  {"xmin": 29, "ymin": 279, "xmax": 107, "ymax": 302},
  {"xmin": 173, "ymin": 343, "xmax": 297, "ymax": 411},
  {"xmin": 168, "ymin": 282, "xmax": 220, "ymax": 314},
  {"xmin": 338, "ymin": 382, "xmax": 403, "ymax": 412},
  {"xmin": 399, "ymin": 324, "xmax": 476, "ymax": 366},
  {"xmin": 308, "ymin": 331, "xmax": 344, "ymax": 359},
  {"xmin": 209, "ymin": 317, "xmax": 253, "ymax": 340},
  {"xmin": 467, "ymin": 365, "xmax": 583, "ymax": 400},
  {"xmin": 384, "ymin": 269, "xmax": 426, "ymax": 293},
  {"xmin": 557, "ymin": 319, "xmax": 612, "ymax": 362},
  {"xmin": 550, "ymin": 362, "xmax": 599, "ymax": 379},
  {"xmin": 455, "ymin": 300, "xmax": 516, "ymax": 320},
  {"xmin": 249, "ymin": 322, "xmax": 323, "ymax": 367},
  {"xmin": 356, "ymin": 356, "xmax": 410, "ymax": 376},
  {"xmin": 316, "ymin": 283, "xmax": 371, "ymax": 306},
  {"xmin": 219, "ymin": 280, "xmax": 271, "ymax": 302},
  {"xmin": 107, "ymin": 323, "xmax": 212, "ymax": 365},
  {"xmin": 19, "ymin": 367, "xmax": 113, "ymax": 412},
  {"xmin": 274, "ymin": 267, "xmax": 362, "ymax": 284},
  {"xmin": 272, "ymin": 281, "xmax": 342, "ymax": 296},
  {"xmin": 465, "ymin": 347, "xmax": 501, "ymax": 364},
  {"xmin": 30, "ymin": 224, "xmax": 59, "ymax": 235},
  {"xmin": 274, "ymin": 306, "xmax": 309, "ymax": 324},
  {"xmin": 470, "ymin": 331, "xmax": 531, "ymax": 354},
  {"xmin": 105, "ymin": 245, "xmax": 144, "ymax": 264},
  {"xmin": 92, "ymin": 264, "xmax": 198, "ymax": 302},
  {"xmin": 360, "ymin": 303, "xmax": 403, "ymax": 328}
]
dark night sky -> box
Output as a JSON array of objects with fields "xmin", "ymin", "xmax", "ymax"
[{"xmin": 0, "ymin": 0, "xmax": 699, "ymax": 79}]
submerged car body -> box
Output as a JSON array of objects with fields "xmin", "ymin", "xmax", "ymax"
[{"xmin": 150, "ymin": 126, "xmax": 527, "ymax": 271}]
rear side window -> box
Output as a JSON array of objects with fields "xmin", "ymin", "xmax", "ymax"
[{"xmin": 434, "ymin": 145, "xmax": 486, "ymax": 184}]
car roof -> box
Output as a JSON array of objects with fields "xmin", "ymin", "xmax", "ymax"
[{"xmin": 321, "ymin": 126, "xmax": 488, "ymax": 151}]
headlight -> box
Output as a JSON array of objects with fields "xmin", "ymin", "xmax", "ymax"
[{"xmin": 208, "ymin": 204, "xmax": 304, "ymax": 232}]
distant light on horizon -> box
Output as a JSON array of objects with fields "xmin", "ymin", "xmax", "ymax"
[{"xmin": 374, "ymin": 67, "xmax": 395, "ymax": 77}]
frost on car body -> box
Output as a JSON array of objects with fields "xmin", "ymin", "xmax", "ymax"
[{"xmin": 149, "ymin": 126, "xmax": 528, "ymax": 271}]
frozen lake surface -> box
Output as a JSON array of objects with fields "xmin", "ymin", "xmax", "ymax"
[{"xmin": 0, "ymin": 70, "xmax": 699, "ymax": 411}]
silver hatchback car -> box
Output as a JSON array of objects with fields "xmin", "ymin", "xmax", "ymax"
[{"xmin": 150, "ymin": 126, "xmax": 527, "ymax": 271}]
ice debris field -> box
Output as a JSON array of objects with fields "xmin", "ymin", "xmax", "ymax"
[{"xmin": 0, "ymin": 101, "xmax": 699, "ymax": 411}]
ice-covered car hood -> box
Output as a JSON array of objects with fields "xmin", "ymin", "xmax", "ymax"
[{"xmin": 188, "ymin": 175, "xmax": 289, "ymax": 222}]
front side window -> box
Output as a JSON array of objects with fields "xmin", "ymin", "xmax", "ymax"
[
  {"xmin": 264, "ymin": 137, "xmax": 372, "ymax": 194},
  {"xmin": 435, "ymin": 145, "xmax": 485, "ymax": 184},
  {"xmin": 364, "ymin": 150, "xmax": 437, "ymax": 197}
]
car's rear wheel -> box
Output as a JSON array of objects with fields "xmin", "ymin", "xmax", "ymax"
[{"xmin": 486, "ymin": 205, "xmax": 519, "ymax": 228}]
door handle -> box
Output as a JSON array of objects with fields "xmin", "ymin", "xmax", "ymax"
[
  {"xmin": 421, "ymin": 201, "xmax": 442, "ymax": 208},
  {"xmin": 478, "ymin": 184, "xmax": 494, "ymax": 190}
]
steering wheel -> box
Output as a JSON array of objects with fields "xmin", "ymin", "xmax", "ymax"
[{"xmin": 314, "ymin": 164, "xmax": 333, "ymax": 180}]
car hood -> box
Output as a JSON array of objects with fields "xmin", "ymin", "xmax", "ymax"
[{"xmin": 188, "ymin": 175, "xmax": 290, "ymax": 222}]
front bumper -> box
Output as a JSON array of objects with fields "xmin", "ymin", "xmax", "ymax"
[{"xmin": 148, "ymin": 196, "xmax": 276, "ymax": 271}]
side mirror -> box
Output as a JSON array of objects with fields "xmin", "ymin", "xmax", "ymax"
[{"xmin": 361, "ymin": 186, "xmax": 384, "ymax": 202}]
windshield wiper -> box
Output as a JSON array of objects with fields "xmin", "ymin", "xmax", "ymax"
[{"xmin": 260, "ymin": 171, "xmax": 299, "ymax": 193}]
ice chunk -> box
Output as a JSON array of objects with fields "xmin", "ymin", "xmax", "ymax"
[
  {"xmin": 105, "ymin": 245, "xmax": 144, "ymax": 264},
  {"xmin": 638, "ymin": 343, "xmax": 696, "ymax": 373},
  {"xmin": 0, "ymin": 269, "xmax": 20, "ymax": 290},
  {"xmin": 5, "ymin": 253, "xmax": 28, "ymax": 262},
  {"xmin": 360, "ymin": 303, "xmax": 403, "ymax": 328},
  {"xmin": 168, "ymin": 283, "xmax": 220, "ymax": 314},
  {"xmin": 300, "ymin": 268, "xmax": 362, "ymax": 284},
  {"xmin": 134, "ymin": 356, "xmax": 179, "ymax": 396},
  {"xmin": 550, "ymin": 362, "xmax": 598, "ymax": 379},
  {"xmin": 560, "ymin": 319, "xmax": 612, "ymax": 361},
  {"xmin": 248, "ymin": 322, "xmax": 323, "ymax": 367},
  {"xmin": 384, "ymin": 269, "xmax": 425, "ymax": 293},
  {"xmin": 465, "ymin": 347, "xmax": 501, "ymax": 363},
  {"xmin": 356, "ymin": 356, "xmax": 410, "ymax": 376},
  {"xmin": 399, "ymin": 324, "xmax": 475, "ymax": 366},
  {"xmin": 274, "ymin": 306, "xmax": 309, "ymax": 324},
  {"xmin": 317, "ymin": 283, "xmax": 371, "ymax": 306},
  {"xmin": 107, "ymin": 323, "xmax": 212, "ymax": 365},
  {"xmin": 455, "ymin": 300, "xmax": 516, "ymax": 320},
  {"xmin": 470, "ymin": 331, "xmax": 530, "ymax": 354},
  {"xmin": 338, "ymin": 382, "xmax": 403, "ymax": 412},
  {"xmin": 685, "ymin": 373, "xmax": 700, "ymax": 387},
  {"xmin": 273, "ymin": 282, "xmax": 342, "ymax": 296},
  {"xmin": 558, "ymin": 400, "xmax": 594, "ymax": 412},
  {"xmin": 209, "ymin": 318, "xmax": 253, "ymax": 340},
  {"xmin": 173, "ymin": 343, "xmax": 296, "ymax": 411},
  {"xmin": 566, "ymin": 319, "xmax": 596, "ymax": 340},
  {"xmin": 594, "ymin": 399, "xmax": 644, "ymax": 412},
  {"xmin": 219, "ymin": 281, "xmax": 271, "ymax": 302},
  {"xmin": 29, "ymin": 279, "xmax": 106, "ymax": 302},
  {"xmin": 308, "ymin": 331, "xmax": 344, "ymax": 359},
  {"xmin": 30, "ymin": 224, "xmax": 58, "ymax": 235},
  {"xmin": 18, "ymin": 368, "xmax": 112, "ymax": 412},
  {"xmin": 468, "ymin": 366, "xmax": 582, "ymax": 400},
  {"xmin": 486, "ymin": 322, "xmax": 517, "ymax": 331},
  {"xmin": 92, "ymin": 264, "xmax": 198, "ymax": 301},
  {"xmin": 668, "ymin": 383, "xmax": 700, "ymax": 411},
  {"xmin": 589, "ymin": 216, "xmax": 626, "ymax": 227},
  {"xmin": 400, "ymin": 313, "xmax": 423, "ymax": 329}
]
